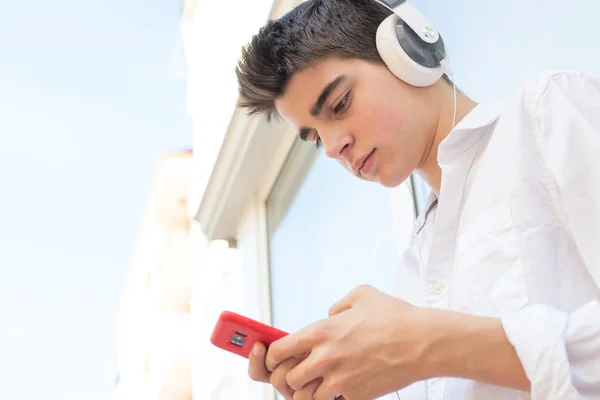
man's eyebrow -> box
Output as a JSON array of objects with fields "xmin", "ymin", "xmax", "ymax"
[{"xmin": 310, "ymin": 75, "xmax": 347, "ymax": 117}]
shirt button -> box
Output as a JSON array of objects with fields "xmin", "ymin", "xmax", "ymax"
[{"xmin": 431, "ymin": 283, "xmax": 444, "ymax": 294}]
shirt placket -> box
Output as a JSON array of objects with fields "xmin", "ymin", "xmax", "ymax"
[{"xmin": 421, "ymin": 147, "xmax": 478, "ymax": 400}]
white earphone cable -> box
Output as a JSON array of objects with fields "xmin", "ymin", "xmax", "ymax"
[{"xmin": 439, "ymin": 58, "xmax": 457, "ymax": 130}]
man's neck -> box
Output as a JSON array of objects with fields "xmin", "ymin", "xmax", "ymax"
[{"xmin": 417, "ymin": 82, "xmax": 478, "ymax": 194}]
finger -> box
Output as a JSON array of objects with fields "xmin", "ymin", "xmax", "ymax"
[
  {"xmin": 328, "ymin": 284, "xmax": 373, "ymax": 316},
  {"xmin": 328, "ymin": 296, "xmax": 353, "ymax": 317},
  {"xmin": 248, "ymin": 342, "xmax": 270, "ymax": 383},
  {"xmin": 286, "ymin": 348, "xmax": 333, "ymax": 391},
  {"xmin": 266, "ymin": 321, "xmax": 327, "ymax": 371},
  {"xmin": 313, "ymin": 376, "xmax": 343, "ymax": 400},
  {"xmin": 270, "ymin": 358, "xmax": 301, "ymax": 400},
  {"xmin": 292, "ymin": 378, "xmax": 321, "ymax": 400}
]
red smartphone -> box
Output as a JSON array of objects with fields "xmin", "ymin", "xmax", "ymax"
[{"xmin": 210, "ymin": 310, "xmax": 289, "ymax": 358}]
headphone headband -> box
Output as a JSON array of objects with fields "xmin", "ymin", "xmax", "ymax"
[{"xmin": 372, "ymin": 0, "xmax": 440, "ymax": 44}]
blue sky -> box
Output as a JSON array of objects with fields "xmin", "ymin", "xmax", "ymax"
[{"xmin": 0, "ymin": 0, "xmax": 190, "ymax": 398}]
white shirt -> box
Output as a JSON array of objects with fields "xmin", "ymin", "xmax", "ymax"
[{"xmin": 393, "ymin": 70, "xmax": 600, "ymax": 399}]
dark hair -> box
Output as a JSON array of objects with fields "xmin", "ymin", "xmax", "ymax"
[{"xmin": 235, "ymin": 0, "xmax": 392, "ymax": 121}]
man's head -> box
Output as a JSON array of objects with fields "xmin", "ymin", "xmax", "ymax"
[{"xmin": 235, "ymin": 0, "xmax": 456, "ymax": 188}]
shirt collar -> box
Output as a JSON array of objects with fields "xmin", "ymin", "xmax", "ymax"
[
  {"xmin": 437, "ymin": 98, "xmax": 506, "ymax": 165},
  {"xmin": 409, "ymin": 98, "xmax": 507, "ymax": 242}
]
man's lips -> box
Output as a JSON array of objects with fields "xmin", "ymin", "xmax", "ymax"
[{"xmin": 351, "ymin": 149, "xmax": 375, "ymax": 175}]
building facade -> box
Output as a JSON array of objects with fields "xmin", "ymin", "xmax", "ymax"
[
  {"xmin": 180, "ymin": 0, "xmax": 600, "ymax": 399},
  {"xmin": 115, "ymin": 151, "xmax": 195, "ymax": 400}
]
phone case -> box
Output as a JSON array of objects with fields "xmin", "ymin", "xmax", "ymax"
[{"xmin": 210, "ymin": 311, "xmax": 289, "ymax": 358}]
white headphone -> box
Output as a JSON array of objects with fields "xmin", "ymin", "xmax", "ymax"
[{"xmin": 373, "ymin": 0, "xmax": 450, "ymax": 87}]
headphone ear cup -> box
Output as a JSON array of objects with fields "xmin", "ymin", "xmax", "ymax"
[{"xmin": 376, "ymin": 14, "xmax": 445, "ymax": 87}]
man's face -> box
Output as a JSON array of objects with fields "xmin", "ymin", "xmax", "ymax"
[{"xmin": 275, "ymin": 57, "xmax": 440, "ymax": 188}]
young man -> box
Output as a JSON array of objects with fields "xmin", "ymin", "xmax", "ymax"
[{"xmin": 234, "ymin": 0, "xmax": 600, "ymax": 399}]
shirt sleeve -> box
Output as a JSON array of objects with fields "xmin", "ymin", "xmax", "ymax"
[{"xmin": 501, "ymin": 71, "xmax": 600, "ymax": 399}]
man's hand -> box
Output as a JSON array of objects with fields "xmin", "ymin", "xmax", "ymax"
[
  {"xmin": 264, "ymin": 285, "xmax": 433, "ymax": 400},
  {"xmin": 249, "ymin": 342, "xmax": 342, "ymax": 400},
  {"xmin": 248, "ymin": 342, "xmax": 300, "ymax": 400},
  {"xmin": 263, "ymin": 284, "xmax": 530, "ymax": 400}
]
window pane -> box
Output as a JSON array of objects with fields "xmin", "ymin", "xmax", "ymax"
[{"xmin": 411, "ymin": 174, "xmax": 431, "ymax": 214}]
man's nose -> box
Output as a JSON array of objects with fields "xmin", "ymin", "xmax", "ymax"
[{"xmin": 323, "ymin": 128, "xmax": 353, "ymax": 162}]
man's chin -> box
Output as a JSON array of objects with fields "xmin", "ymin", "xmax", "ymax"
[
  {"xmin": 377, "ymin": 172, "xmax": 412, "ymax": 188},
  {"xmin": 349, "ymin": 169, "xmax": 408, "ymax": 188}
]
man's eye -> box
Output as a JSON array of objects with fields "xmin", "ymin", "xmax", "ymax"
[
  {"xmin": 333, "ymin": 91, "xmax": 351, "ymax": 114},
  {"xmin": 314, "ymin": 136, "xmax": 322, "ymax": 149}
]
